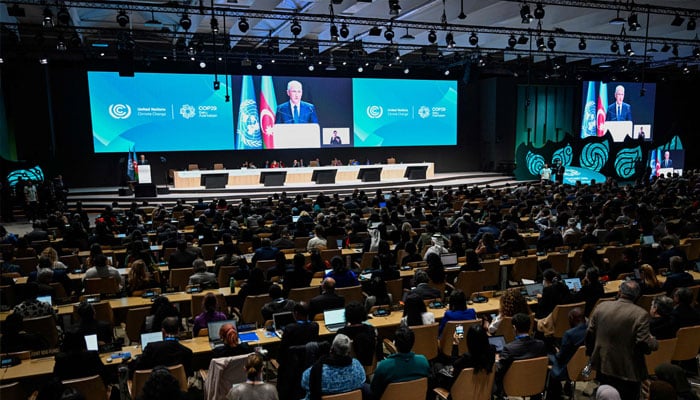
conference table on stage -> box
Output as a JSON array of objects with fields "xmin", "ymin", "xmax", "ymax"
[{"xmin": 172, "ymin": 162, "xmax": 435, "ymax": 188}]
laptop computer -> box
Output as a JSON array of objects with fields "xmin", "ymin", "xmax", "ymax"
[
  {"xmin": 323, "ymin": 308, "xmax": 346, "ymax": 332},
  {"xmin": 272, "ymin": 311, "xmax": 296, "ymax": 338},
  {"xmin": 440, "ymin": 253, "xmax": 458, "ymax": 268},
  {"xmin": 140, "ymin": 332, "xmax": 163, "ymax": 349},
  {"xmin": 641, "ymin": 235, "xmax": 655, "ymax": 245},
  {"xmin": 84, "ymin": 334, "xmax": 99, "ymax": 352},
  {"xmin": 378, "ymin": 201, "xmax": 387, "ymax": 208},
  {"xmin": 37, "ymin": 295, "xmax": 52, "ymax": 306},
  {"xmin": 488, "ymin": 335, "xmax": 507, "ymax": 353},
  {"xmin": 525, "ymin": 283, "xmax": 544, "ymax": 298},
  {"xmin": 564, "ymin": 278, "xmax": 582, "ymax": 292},
  {"xmin": 207, "ymin": 319, "xmax": 236, "ymax": 349}
]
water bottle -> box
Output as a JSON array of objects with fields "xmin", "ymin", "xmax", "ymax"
[
  {"xmin": 229, "ymin": 276, "xmax": 236, "ymax": 292},
  {"xmin": 581, "ymin": 360, "xmax": 593, "ymax": 378}
]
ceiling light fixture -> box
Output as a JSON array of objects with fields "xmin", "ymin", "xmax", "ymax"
[
  {"xmin": 384, "ymin": 25, "xmax": 394, "ymax": 41},
  {"xmin": 610, "ymin": 9, "xmax": 625, "ymax": 25},
  {"xmin": 578, "ymin": 37, "xmax": 586, "ymax": 50},
  {"xmin": 688, "ymin": 18, "xmax": 697, "ymax": 31},
  {"xmin": 671, "ymin": 14, "xmax": 685, "ymax": 27},
  {"xmin": 389, "ymin": 0, "xmax": 401, "ymax": 16},
  {"xmin": 469, "ymin": 32, "xmax": 478, "ymax": 46},
  {"xmin": 400, "ymin": 28, "xmax": 415, "ymax": 40},
  {"xmin": 508, "ymin": 34, "xmax": 517, "ymax": 49},
  {"xmin": 547, "ymin": 36, "xmax": 556, "ymax": 50},
  {"xmin": 340, "ymin": 23, "xmax": 349, "ymax": 38},
  {"xmin": 57, "ymin": 6, "xmax": 70, "ymax": 25},
  {"xmin": 661, "ymin": 43, "xmax": 671, "ymax": 52},
  {"xmin": 536, "ymin": 36, "xmax": 546, "ymax": 51},
  {"xmin": 624, "ymin": 42, "xmax": 634, "ymax": 56},
  {"xmin": 520, "ymin": 3, "xmax": 533, "ymax": 24},
  {"xmin": 428, "ymin": 30, "xmax": 437, "ymax": 44},
  {"xmin": 672, "ymin": 43, "xmax": 679, "ymax": 57},
  {"xmin": 42, "ymin": 7, "xmax": 53, "ymax": 28},
  {"xmin": 180, "ymin": 13, "xmax": 192, "ymax": 31},
  {"xmin": 330, "ymin": 24, "xmax": 339, "ymax": 41},
  {"xmin": 116, "ymin": 10, "xmax": 129, "ymax": 27},
  {"xmin": 534, "ymin": 3, "xmax": 545, "ymax": 20},
  {"xmin": 56, "ymin": 35, "xmax": 67, "ymax": 51},
  {"xmin": 446, "ymin": 31, "xmax": 455, "ymax": 48},
  {"xmin": 610, "ymin": 40, "xmax": 619, "ymax": 53},
  {"xmin": 210, "ymin": 17, "xmax": 219, "ymax": 34},
  {"xmin": 627, "ymin": 13, "xmax": 640, "ymax": 31},
  {"xmin": 290, "ymin": 18, "xmax": 302, "ymax": 37},
  {"xmin": 517, "ymin": 34, "xmax": 529, "ymax": 45},
  {"xmin": 238, "ymin": 17, "xmax": 249, "ymax": 33}
]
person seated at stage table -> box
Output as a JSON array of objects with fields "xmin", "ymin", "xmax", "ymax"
[
  {"xmin": 53, "ymin": 330, "xmax": 107, "ymax": 383},
  {"xmin": 324, "ymin": 256, "xmax": 359, "ymax": 289},
  {"xmin": 134, "ymin": 316, "xmax": 194, "ymax": 376},
  {"xmin": 439, "ymin": 289, "xmax": 477, "ymax": 337},
  {"xmin": 309, "ymin": 277, "xmax": 345, "ymax": 319},
  {"xmin": 188, "ymin": 259, "xmax": 217, "ymax": 289},
  {"xmin": 0, "ymin": 312, "xmax": 49, "ymax": 353},
  {"xmin": 83, "ymin": 254, "xmax": 123, "ymax": 289},
  {"xmin": 127, "ymin": 259, "xmax": 159, "ymax": 296},
  {"xmin": 661, "ymin": 256, "xmax": 694, "ymax": 295}
]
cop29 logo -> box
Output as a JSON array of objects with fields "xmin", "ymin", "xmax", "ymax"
[
  {"xmin": 366, "ymin": 105, "xmax": 383, "ymax": 119},
  {"xmin": 108, "ymin": 104, "xmax": 132, "ymax": 119}
]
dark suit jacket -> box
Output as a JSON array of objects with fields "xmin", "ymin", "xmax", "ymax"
[
  {"xmin": 309, "ymin": 293, "xmax": 345, "ymax": 319},
  {"xmin": 671, "ymin": 304, "xmax": 700, "ymax": 328},
  {"xmin": 168, "ymin": 250, "xmax": 197, "ymax": 269},
  {"xmin": 53, "ymin": 350, "xmax": 106, "ymax": 382},
  {"xmin": 406, "ymin": 283, "xmax": 442, "ymax": 301},
  {"xmin": 551, "ymin": 323, "xmax": 587, "ymax": 379},
  {"xmin": 496, "ymin": 336, "xmax": 547, "ymax": 382},
  {"xmin": 661, "ymin": 271, "xmax": 694, "ymax": 295},
  {"xmin": 134, "ymin": 338, "xmax": 194, "ymax": 376},
  {"xmin": 275, "ymin": 101, "xmax": 318, "ymax": 124},
  {"xmin": 661, "ymin": 159, "xmax": 673, "ymax": 168},
  {"xmin": 606, "ymin": 102, "xmax": 632, "ymax": 121},
  {"xmin": 278, "ymin": 321, "xmax": 319, "ymax": 365},
  {"xmin": 650, "ymin": 315, "xmax": 678, "ymax": 340}
]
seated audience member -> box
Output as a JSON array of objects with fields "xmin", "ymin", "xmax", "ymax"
[
  {"xmin": 53, "ymin": 330, "xmax": 106, "ymax": 382},
  {"xmin": 638, "ymin": 264, "xmax": 663, "ymax": 295},
  {"xmin": 252, "ymin": 238, "xmax": 280, "ymax": 267},
  {"xmin": 671, "ymin": 287, "xmax": 700, "ymax": 328},
  {"xmin": 211, "ymin": 323, "xmax": 253, "ymax": 358},
  {"xmin": 283, "ymin": 253, "xmax": 313, "ymax": 296},
  {"xmin": 404, "ymin": 269, "xmax": 442, "ymax": 301},
  {"xmin": 235, "ymin": 267, "xmax": 272, "ymax": 310},
  {"xmin": 134, "ymin": 316, "xmax": 194, "ymax": 376},
  {"xmin": 649, "ymin": 295, "xmax": 678, "ymax": 339},
  {"xmin": 272, "ymin": 229, "xmax": 295, "ymax": 250},
  {"xmin": 424, "ymin": 234, "xmax": 449, "ymax": 260},
  {"xmin": 475, "ymin": 232, "xmax": 500, "ymax": 257},
  {"xmin": 261, "ymin": 284, "xmax": 296, "ymax": 322},
  {"xmin": 661, "ymin": 256, "xmax": 694, "ymax": 295},
  {"xmin": 309, "ymin": 277, "xmax": 345, "ymax": 319},
  {"xmin": 400, "ymin": 242, "xmax": 423, "ymax": 266},
  {"xmin": 548, "ymin": 308, "xmax": 587, "ymax": 398},
  {"xmin": 657, "ymin": 236, "xmax": 687, "ymax": 271},
  {"xmin": 573, "ymin": 267, "xmax": 604, "ymax": 316},
  {"xmin": 371, "ymin": 326, "xmax": 430, "ymax": 399},
  {"xmin": 425, "ymin": 252, "xmax": 446, "ymax": 284},
  {"xmin": 364, "ymin": 275, "xmax": 392, "ymax": 312},
  {"xmin": 301, "ymin": 334, "xmax": 366, "ymax": 400},
  {"xmin": 401, "ymin": 292, "xmax": 435, "ymax": 327},
  {"xmin": 438, "ymin": 289, "xmax": 477, "ymax": 337},
  {"xmin": 439, "ymin": 324, "xmax": 496, "ymax": 390},
  {"xmin": 12, "ymin": 282, "xmax": 57, "ymax": 319},
  {"xmin": 307, "ymin": 225, "xmax": 328, "ymax": 251},
  {"xmin": 595, "ymin": 385, "xmax": 622, "ymax": 400},
  {"xmin": 277, "ymin": 302, "xmax": 320, "ymax": 384},
  {"xmin": 168, "ymin": 239, "xmax": 198, "ymax": 269},
  {"xmin": 486, "ymin": 288, "xmax": 531, "ymax": 334},
  {"xmin": 324, "ymin": 256, "xmax": 359, "ymax": 289},
  {"xmin": 40, "ymin": 247, "xmax": 67, "ymax": 270},
  {"xmin": 149, "ymin": 296, "xmax": 182, "ymax": 333},
  {"xmin": 0, "ymin": 312, "xmax": 49, "ymax": 353},
  {"xmin": 29, "ymin": 255, "xmax": 72, "ymax": 296},
  {"xmin": 188, "ymin": 259, "xmax": 217, "ymax": 289},
  {"xmin": 266, "ymin": 252, "xmax": 290, "ymax": 282},
  {"xmin": 495, "ymin": 313, "xmax": 547, "ymax": 397},
  {"xmin": 193, "ymin": 292, "xmax": 227, "ymax": 337},
  {"xmin": 305, "ymin": 248, "xmax": 330, "ymax": 273},
  {"xmin": 127, "ymin": 259, "xmax": 159, "ymax": 296},
  {"xmin": 460, "ymin": 249, "xmax": 482, "ymax": 272},
  {"xmin": 653, "ymin": 363, "xmax": 697, "ymax": 400},
  {"xmin": 609, "ymin": 248, "xmax": 638, "ymax": 280},
  {"xmin": 338, "ymin": 301, "xmax": 379, "ymax": 367},
  {"xmin": 83, "ymin": 254, "xmax": 123, "ymax": 289},
  {"xmin": 535, "ymin": 269, "xmax": 572, "ymax": 320},
  {"xmin": 72, "ymin": 300, "xmax": 113, "ymax": 344},
  {"xmin": 140, "ymin": 365, "xmax": 187, "ymax": 400},
  {"xmin": 227, "ymin": 353, "xmax": 279, "ymax": 400}
]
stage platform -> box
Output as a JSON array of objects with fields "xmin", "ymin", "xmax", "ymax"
[{"xmin": 66, "ymin": 171, "xmax": 520, "ymax": 208}]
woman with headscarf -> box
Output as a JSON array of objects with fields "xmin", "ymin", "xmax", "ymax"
[{"xmin": 211, "ymin": 323, "xmax": 253, "ymax": 358}]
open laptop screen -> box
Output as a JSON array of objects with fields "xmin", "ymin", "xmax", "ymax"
[
  {"xmin": 564, "ymin": 278, "xmax": 582, "ymax": 291},
  {"xmin": 207, "ymin": 320, "xmax": 236, "ymax": 342},
  {"xmin": 525, "ymin": 283, "xmax": 544, "ymax": 297},
  {"xmin": 84, "ymin": 334, "xmax": 98, "ymax": 351},
  {"xmin": 488, "ymin": 335, "xmax": 507, "ymax": 353},
  {"xmin": 440, "ymin": 253, "xmax": 458, "ymax": 267},
  {"xmin": 37, "ymin": 295, "xmax": 52, "ymax": 306},
  {"xmin": 273, "ymin": 312, "xmax": 295, "ymax": 331},
  {"xmin": 140, "ymin": 332, "xmax": 163, "ymax": 349},
  {"xmin": 323, "ymin": 308, "xmax": 346, "ymax": 326}
]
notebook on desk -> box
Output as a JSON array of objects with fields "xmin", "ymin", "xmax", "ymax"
[
  {"xmin": 272, "ymin": 311, "xmax": 296, "ymax": 338},
  {"xmin": 140, "ymin": 332, "xmax": 163, "ymax": 349},
  {"xmin": 323, "ymin": 308, "xmax": 346, "ymax": 332},
  {"xmin": 207, "ymin": 319, "xmax": 236, "ymax": 349}
]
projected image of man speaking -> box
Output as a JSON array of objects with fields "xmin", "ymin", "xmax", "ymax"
[{"xmin": 275, "ymin": 80, "xmax": 319, "ymax": 124}]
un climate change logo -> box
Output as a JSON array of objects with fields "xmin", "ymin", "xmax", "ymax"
[
  {"xmin": 108, "ymin": 104, "xmax": 131, "ymax": 119},
  {"xmin": 366, "ymin": 105, "xmax": 383, "ymax": 119},
  {"xmin": 418, "ymin": 106, "xmax": 430, "ymax": 119},
  {"xmin": 180, "ymin": 104, "xmax": 196, "ymax": 119}
]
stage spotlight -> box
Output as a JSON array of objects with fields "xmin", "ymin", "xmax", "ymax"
[
  {"xmin": 469, "ymin": 32, "xmax": 478, "ymax": 46},
  {"xmin": 671, "ymin": 14, "xmax": 685, "ymax": 27},
  {"xmin": 428, "ymin": 30, "xmax": 437, "ymax": 43},
  {"xmin": 610, "ymin": 40, "xmax": 619, "ymax": 53},
  {"xmin": 517, "ymin": 34, "xmax": 529, "ymax": 45},
  {"xmin": 256, "ymin": 61, "xmax": 263, "ymax": 70},
  {"xmin": 536, "ymin": 37, "xmax": 546, "ymax": 51},
  {"xmin": 688, "ymin": 18, "xmax": 696, "ymax": 31},
  {"xmin": 187, "ymin": 42, "xmax": 196, "ymax": 56},
  {"xmin": 444, "ymin": 69, "xmax": 450, "ymax": 76},
  {"xmin": 534, "ymin": 3, "xmax": 545, "ymax": 20},
  {"xmin": 624, "ymin": 42, "xmax": 634, "ymax": 56},
  {"xmin": 39, "ymin": 58, "xmax": 48, "ymax": 65},
  {"xmin": 547, "ymin": 36, "xmax": 556, "ymax": 50},
  {"xmin": 357, "ymin": 66, "xmax": 363, "ymax": 73},
  {"xmin": 238, "ymin": 17, "xmax": 249, "ymax": 33},
  {"xmin": 520, "ymin": 4, "xmax": 533, "ymax": 24},
  {"xmin": 116, "ymin": 10, "xmax": 129, "ymax": 27},
  {"xmin": 56, "ymin": 35, "xmax": 67, "ymax": 51},
  {"xmin": 508, "ymin": 34, "xmax": 517, "ymax": 49},
  {"xmin": 477, "ymin": 55, "xmax": 486, "ymax": 67},
  {"xmin": 340, "ymin": 23, "xmax": 349, "ymax": 38},
  {"xmin": 290, "ymin": 18, "xmax": 302, "ymax": 36},
  {"xmin": 694, "ymin": 46, "xmax": 700, "ymax": 58},
  {"xmin": 446, "ymin": 31, "xmax": 455, "ymax": 48},
  {"xmin": 308, "ymin": 64, "xmax": 314, "ymax": 71},
  {"xmin": 389, "ymin": 0, "xmax": 401, "ymax": 16},
  {"xmin": 682, "ymin": 64, "xmax": 690, "ymax": 74},
  {"xmin": 42, "ymin": 7, "xmax": 53, "ymax": 28},
  {"xmin": 199, "ymin": 61, "xmax": 206, "ymax": 69},
  {"xmin": 627, "ymin": 13, "xmax": 640, "ymax": 31},
  {"xmin": 578, "ymin": 37, "xmax": 586, "ymax": 50},
  {"xmin": 403, "ymin": 67, "xmax": 409, "ymax": 74},
  {"xmin": 180, "ymin": 13, "xmax": 191, "ymax": 31},
  {"xmin": 210, "ymin": 17, "xmax": 219, "ymax": 34},
  {"xmin": 330, "ymin": 24, "xmax": 339, "ymax": 41},
  {"xmin": 57, "ymin": 6, "xmax": 70, "ymax": 25},
  {"xmin": 384, "ymin": 26, "xmax": 394, "ymax": 41}
]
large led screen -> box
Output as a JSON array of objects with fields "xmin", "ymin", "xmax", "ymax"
[{"xmin": 88, "ymin": 72, "xmax": 457, "ymax": 152}]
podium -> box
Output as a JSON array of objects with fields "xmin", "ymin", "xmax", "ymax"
[{"xmin": 138, "ymin": 165, "xmax": 152, "ymax": 184}]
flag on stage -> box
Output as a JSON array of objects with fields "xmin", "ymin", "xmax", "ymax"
[
  {"xmin": 132, "ymin": 146, "xmax": 139, "ymax": 181},
  {"xmin": 127, "ymin": 147, "xmax": 134, "ymax": 180},
  {"xmin": 596, "ymin": 82, "xmax": 608, "ymax": 137},
  {"xmin": 259, "ymin": 76, "xmax": 277, "ymax": 149},
  {"xmin": 236, "ymin": 75, "xmax": 262, "ymax": 149},
  {"xmin": 581, "ymin": 81, "xmax": 597, "ymax": 138}
]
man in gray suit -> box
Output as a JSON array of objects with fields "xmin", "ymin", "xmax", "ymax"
[{"xmin": 586, "ymin": 280, "xmax": 658, "ymax": 400}]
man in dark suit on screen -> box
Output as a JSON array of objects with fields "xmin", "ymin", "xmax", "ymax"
[
  {"xmin": 275, "ymin": 80, "xmax": 319, "ymax": 124},
  {"xmin": 606, "ymin": 85, "xmax": 633, "ymax": 121}
]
